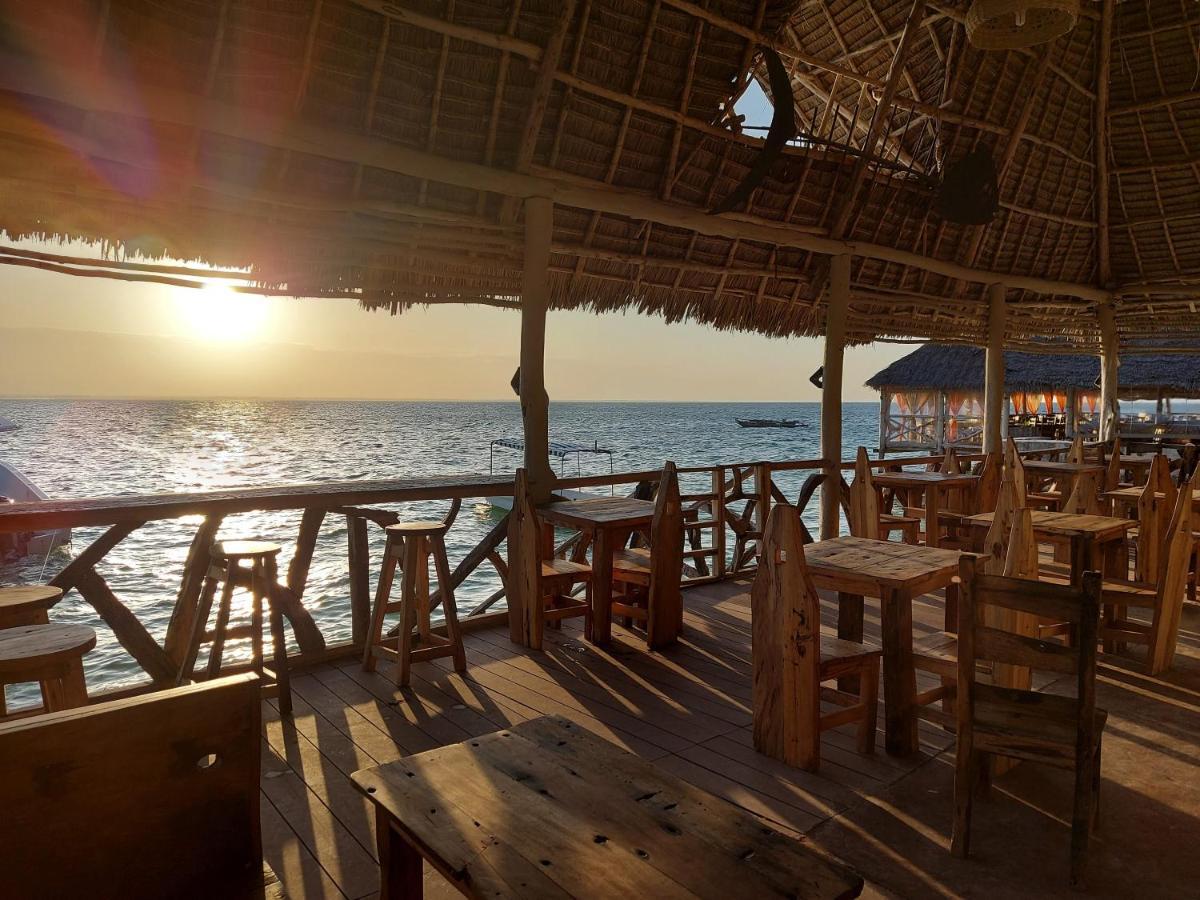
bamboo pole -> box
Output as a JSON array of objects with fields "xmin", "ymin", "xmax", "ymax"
[
  {"xmin": 521, "ymin": 197, "xmax": 557, "ymax": 501},
  {"xmin": 1098, "ymin": 302, "xmax": 1119, "ymax": 441},
  {"xmin": 1095, "ymin": 0, "xmax": 1113, "ymax": 285},
  {"xmin": 820, "ymin": 254, "xmax": 850, "ymax": 539},
  {"xmin": 983, "ymin": 283, "xmax": 1006, "ymax": 453}
]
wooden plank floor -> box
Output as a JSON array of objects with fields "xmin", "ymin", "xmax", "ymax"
[{"xmin": 261, "ymin": 576, "xmax": 1200, "ymax": 899}]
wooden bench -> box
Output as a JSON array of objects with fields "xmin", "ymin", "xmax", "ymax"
[{"xmin": 0, "ymin": 673, "xmax": 284, "ymax": 899}]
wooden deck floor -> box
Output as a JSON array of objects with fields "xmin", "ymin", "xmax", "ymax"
[{"xmin": 261, "ymin": 578, "xmax": 1200, "ymax": 899}]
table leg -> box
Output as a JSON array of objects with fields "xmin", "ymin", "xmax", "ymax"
[
  {"xmin": 924, "ymin": 487, "xmax": 940, "ymax": 549},
  {"xmin": 591, "ymin": 528, "xmax": 614, "ymax": 645},
  {"xmin": 881, "ymin": 586, "xmax": 918, "ymax": 757},
  {"xmin": 837, "ymin": 591, "xmax": 864, "ymax": 693},
  {"xmin": 376, "ymin": 808, "xmax": 423, "ymax": 900}
]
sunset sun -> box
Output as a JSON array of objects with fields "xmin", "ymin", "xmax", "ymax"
[{"xmin": 175, "ymin": 282, "xmax": 269, "ymax": 343}]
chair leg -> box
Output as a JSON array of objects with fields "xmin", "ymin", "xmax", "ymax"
[
  {"xmin": 396, "ymin": 537, "xmax": 422, "ymax": 687},
  {"xmin": 583, "ymin": 582, "xmax": 594, "ymax": 643},
  {"xmin": 856, "ymin": 659, "xmax": 879, "ymax": 755},
  {"xmin": 1069, "ymin": 749, "xmax": 1097, "ymax": 890},
  {"xmin": 179, "ymin": 574, "xmax": 219, "ymax": 685},
  {"xmin": 1092, "ymin": 738, "xmax": 1102, "ymax": 831},
  {"xmin": 264, "ymin": 556, "xmax": 292, "ymax": 717},
  {"xmin": 207, "ymin": 561, "xmax": 238, "ymax": 678},
  {"xmin": 431, "ymin": 535, "xmax": 466, "ymax": 674},
  {"xmin": 951, "ymin": 744, "xmax": 976, "ymax": 859}
]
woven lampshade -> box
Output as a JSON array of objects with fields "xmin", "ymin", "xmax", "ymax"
[{"xmin": 966, "ymin": 0, "xmax": 1078, "ymax": 49}]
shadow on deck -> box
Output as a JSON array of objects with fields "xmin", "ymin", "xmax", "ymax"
[{"xmin": 261, "ymin": 579, "xmax": 1200, "ymax": 899}]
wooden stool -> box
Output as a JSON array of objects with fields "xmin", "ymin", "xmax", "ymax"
[
  {"xmin": 0, "ymin": 585, "xmax": 63, "ymax": 628},
  {"xmin": 179, "ymin": 540, "xmax": 292, "ymax": 716},
  {"xmin": 0, "ymin": 623, "xmax": 95, "ymax": 717},
  {"xmin": 363, "ymin": 521, "xmax": 466, "ymax": 686}
]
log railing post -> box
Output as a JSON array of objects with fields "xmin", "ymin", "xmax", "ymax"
[
  {"xmin": 520, "ymin": 196, "xmax": 557, "ymax": 503},
  {"xmin": 1098, "ymin": 301, "xmax": 1119, "ymax": 442},
  {"xmin": 983, "ymin": 282, "xmax": 1006, "ymax": 454},
  {"xmin": 820, "ymin": 253, "xmax": 850, "ymax": 539}
]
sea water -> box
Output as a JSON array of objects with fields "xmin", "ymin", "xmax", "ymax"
[{"xmin": 0, "ymin": 399, "xmax": 880, "ymax": 695}]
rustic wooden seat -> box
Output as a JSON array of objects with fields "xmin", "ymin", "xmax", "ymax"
[
  {"xmin": 0, "ymin": 673, "xmax": 285, "ymax": 899},
  {"xmin": 0, "ymin": 622, "xmax": 95, "ymax": 717},
  {"xmin": 0, "ymin": 584, "xmax": 63, "ymax": 628},
  {"xmin": 364, "ymin": 517, "xmax": 467, "ymax": 686},
  {"xmin": 611, "ymin": 460, "xmax": 684, "ymax": 649},
  {"xmin": 179, "ymin": 539, "xmax": 293, "ymax": 715},
  {"xmin": 752, "ymin": 503, "xmax": 880, "ymax": 773},
  {"xmin": 848, "ymin": 447, "xmax": 920, "ymax": 543},
  {"xmin": 951, "ymin": 556, "xmax": 1105, "ymax": 890},
  {"xmin": 937, "ymin": 451, "xmax": 1002, "ymax": 550}
]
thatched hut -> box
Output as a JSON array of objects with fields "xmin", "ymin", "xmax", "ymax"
[
  {"xmin": 868, "ymin": 343, "xmax": 1200, "ymax": 451},
  {"xmin": 0, "ymin": 0, "xmax": 1197, "ymax": 524}
]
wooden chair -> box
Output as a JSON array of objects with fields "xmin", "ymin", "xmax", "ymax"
[
  {"xmin": 1005, "ymin": 437, "xmax": 1030, "ymax": 508},
  {"xmin": 848, "ymin": 448, "xmax": 920, "ymax": 544},
  {"xmin": 0, "ymin": 673, "xmax": 284, "ymax": 899},
  {"xmin": 612, "ymin": 460, "xmax": 684, "ymax": 649},
  {"xmin": 939, "ymin": 450, "xmax": 1003, "ymax": 550},
  {"xmin": 751, "ymin": 503, "xmax": 880, "ymax": 773},
  {"xmin": 506, "ymin": 468, "xmax": 592, "ymax": 651},
  {"xmin": 0, "ymin": 623, "xmax": 95, "ymax": 718},
  {"xmin": 951, "ymin": 556, "xmax": 1105, "ymax": 890}
]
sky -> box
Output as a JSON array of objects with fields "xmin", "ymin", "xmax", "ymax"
[{"xmin": 0, "ymin": 84, "xmax": 913, "ymax": 402}]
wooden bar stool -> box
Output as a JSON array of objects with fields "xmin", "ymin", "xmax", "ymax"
[
  {"xmin": 363, "ymin": 521, "xmax": 466, "ymax": 687},
  {"xmin": 0, "ymin": 623, "xmax": 95, "ymax": 717},
  {"xmin": 0, "ymin": 585, "xmax": 63, "ymax": 628},
  {"xmin": 179, "ymin": 540, "xmax": 292, "ymax": 715}
]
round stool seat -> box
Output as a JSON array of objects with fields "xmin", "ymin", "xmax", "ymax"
[
  {"xmin": 0, "ymin": 624, "xmax": 96, "ymax": 676},
  {"xmin": 211, "ymin": 540, "xmax": 282, "ymax": 560},
  {"xmin": 0, "ymin": 585, "xmax": 63, "ymax": 618},
  {"xmin": 385, "ymin": 521, "xmax": 450, "ymax": 538}
]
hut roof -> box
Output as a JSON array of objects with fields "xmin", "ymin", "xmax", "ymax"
[
  {"xmin": 0, "ymin": 2, "xmax": 1197, "ymax": 352},
  {"xmin": 866, "ymin": 343, "xmax": 1200, "ymax": 400}
]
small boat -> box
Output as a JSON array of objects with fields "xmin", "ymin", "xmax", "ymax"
[
  {"xmin": 487, "ymin": 438, "xmax": 615, "ymax": 510},
  {"xmin": 736, "ymin": 418, "xmax": 803, "ymax": 428},
  {"xmin": 0, "ymin": 417, "xmax": 71, "ymax": 560}
]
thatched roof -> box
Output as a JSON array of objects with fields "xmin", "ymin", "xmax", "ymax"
[
  {"xmin": 866, "ymin": 343, "xmax": 1200, "ymax": 400},
  {"xmin": 0, "ymin": 2, "xmax": 1197, "ymax": 352}
]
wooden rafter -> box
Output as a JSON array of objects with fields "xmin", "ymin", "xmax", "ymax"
[{"xmin": 1095, "ymin": 0, "xmax": 1113, "ymax": 285}]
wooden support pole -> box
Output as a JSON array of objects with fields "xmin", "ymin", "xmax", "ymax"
[
  {"xmin": 983, "ymin": 283, "xmax": 1006, "ymax": 454},
  {"xmin": 1098, "ymin": 302, "xmax": 1119, "ymax": 442},
  {"xmin": 820, "ymin": 254, "xmax": 851, "ymax": 539},
  {"xmin": 521, "ymin": 197, "xmax": 556, "ymax": 502},
  {"xmin": 1066, "ymin": 387, "xmax": 1078, "ymax": 437},
  {"xmin": 1095, "ymin": 0, "xmax": 1114, "ymax": 285}
]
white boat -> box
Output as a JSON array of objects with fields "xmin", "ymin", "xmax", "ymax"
[
  {"xmin": 0, "ymin": 418, "xmax": 71, "ymax": 559},
  {"xmin": 487, "ymin": 438, "xmax": 615, "ymax": 510}
]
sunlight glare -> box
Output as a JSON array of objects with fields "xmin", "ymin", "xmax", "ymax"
[{"xmin": 175, "ymin": 282, "xmax": 270, "ymax": 343}]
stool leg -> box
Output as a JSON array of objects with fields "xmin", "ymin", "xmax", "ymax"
[
  {"xmin": 397, "ymin": 536, "xmax": 422, "ymax": 687},
  {"xmin": 264, "ymin": 556, "xmax": 292, "ymax": 717},
  {"xmin": 249, "ymin": 560, "xmax": 266, "ymax": 676},
  {"xmin": 416, "ymin": 537, "xmax": 432, "ymax": 642},
  {"xmin": 208, "ymin": 561, "xmax": 239, "ymax": 678},
  {"xmin": 363, "ymin": 542, "xmax": 400, "ymax": 673},
  {"xmin": 42, "ymin": 657, "xmax": 87, "ymax": 712},
  {"xmin": 179, "ymin": 573, "xmax": 220, "ymax": 685},
  {"xmin": 432, "ymin": 534, "xmax": 466, "ymax": 674}
]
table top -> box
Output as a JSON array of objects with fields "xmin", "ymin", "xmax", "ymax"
[
  {"xmin": 804, "ymin": 536, "xmax": 963, "ymax": 591},
  {"xmin": 873, "ymin": 471, "xmax": 979, "ymax": 488},
  {"xmin": 1104, "ymin": 487, "xmax": 1200, "ymax": 503},
  {"xmin": 1022, "ymin": 460, "xmax": 1106, "ymax": 474},
  {"xmin": 1118, "ymin": 455, "xmax": 1159, "ymax": 465},
  {"xmin": 967, "ymin": 509, "xmax": 1134, "ymax": 539},
  {"xmin": 353, "ymin": 716, "xmax": 863, "ymax": 900},
  {"xmin": 540, "ymin": 497, "xmax": 655, "ymax": 529}
]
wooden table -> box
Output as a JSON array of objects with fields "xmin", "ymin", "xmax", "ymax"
[
  {"xmin": 1104, "ymin": 486, "xmax": 1200, "ymax": 517},
  {"xmin": 540, "ymin": 497, "xmax": 655, "ymax": 644},
  {"xmin": 965, "ymin": 510, "xmax": 1134, "ymax": 582},
  {"xmin": 804, "ymin": 536, "xmax": 963, "ymax": 757},
  {"xmin": 1116, "ymin": 454, "xmax": 1159, "ymax": 483},
  {"xmin": 872, "ymin": 470, "xmax": 978, "ymax": 548},
  {"xmin": 1021, "ymin": 460, "xmax": 1105, "ymax": 501},
  {"xmin": 353, "ymin": 716, "xmax": 864, "ymax": 899}
]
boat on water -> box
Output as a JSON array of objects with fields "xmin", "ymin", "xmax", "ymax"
[
  {"xmin": 0, "ymin": 417, "xmax": 72, "ymax": 560},
  {"xmin": 735, "ymin": 418, "xmax": 803, "ymax": 428},
  {"xmin": 487, "ymin": 438, "xmax": 615, "ymax": 510}
]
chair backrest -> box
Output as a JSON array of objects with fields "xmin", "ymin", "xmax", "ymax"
[
  {"xmin": 751, "ymin": 503, "xmax": 821, "ymax": 765},
  {"xmin": 648, "ymin": 461, "xmax": 684, "ymax": 642},
  {"xmin": 1001, "ymin": 506, "xmax": 1040, "ymax": 579},
  {"xmin": 1104, "ymin": 436, "xmax": 1122, "ymax": 493},
  {"xmin": 1151, "ymin": 453, "xmax": 1176, "ymax": 504},
  {"xmin": 973, "ymin": 451, "xmax": 1002, "ymax": 515},
  {"xmin": 508, "ymin": 467, "xmax": 544, "ymax": 645},
  {"xmin": 957, "ymin": 556, "xmax": 1101, "ymax": 756},
  {"xmin": 1067, "ymin": 435, "xmax": 1085, "ymax": 465},
  {"xmin": 1134, "ymin": 472, "xmax": 1165, "ymax": 583},
  {"xmin": 1149, "ymin": 468, "xmax": 1198, "ymax": 672},
  {"xmin": 1005, "ymin": 437, "xmax": 1028, "ymax": 507},
  {"xmin": 848, "ymin": 447, "xmax": 880, "ymax": 540},
  {"xmin": 0, "ymin": 674, "xmax": 263, "ymax": 899},
  {"xmin": 1062, "ymin": 470, "xmax": 1102, "ymax": 515}
]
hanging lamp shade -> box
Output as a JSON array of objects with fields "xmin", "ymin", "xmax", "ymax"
[{"xmin": 966, "ymin": 0, "xmax": 1078, "ymax": 50}]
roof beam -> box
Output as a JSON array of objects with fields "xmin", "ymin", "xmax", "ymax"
[
  {"xmin": 1095, "ymin": 0, "xmax": 1113, "ymax": 285},
  {"xmin": 1110, "ymin": 89, "xmax": 1200, "ymax": 116},
  {"xmin": 0, "ymin": 52, "xmax": 1110, "ymax": 302}
]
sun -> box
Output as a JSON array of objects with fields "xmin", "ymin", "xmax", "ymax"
[{"xmin": 175, "ymin": 282, "xmax": 270, "ymax": 343}]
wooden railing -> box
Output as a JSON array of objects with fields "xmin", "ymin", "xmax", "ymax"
[{"xmin": 0, "ymin": 448, "xmax": 1067, "ymax": 704}]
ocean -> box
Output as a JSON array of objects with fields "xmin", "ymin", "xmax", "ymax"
[{"xmin": 0, "ymin": 399, "xmax": 881, "ymax": 697}]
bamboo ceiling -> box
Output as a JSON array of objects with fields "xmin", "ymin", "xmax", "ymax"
[{"xmin": 0, "ymin": 1, "xmax": 1196, "ymax": 353}]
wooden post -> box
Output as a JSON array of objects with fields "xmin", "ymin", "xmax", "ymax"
[
  {"xmin": 983, "ymin": 283, "xmax": 1006, "ymax": 454},
  {"xmin": 820, "ymin": 254, "xmax": 850, "ymax": 539},
  {"xmin": 521, "ymin": 196, "xmax": 556, "ymax": 502},
  {"xmin": 1066, "ymin": 387, "xmax": 1078, "ymax": 437},
  {"xmin": 1098, "ymin": 302, "xmax": 1119, "ymax": 442},
  {"xmin": 934, "ymin": 390, "xmax": 946, "ymax": 452},
  {"xmin": 878, "ymin": 392, "xmax": 889, "ymax": 454}
]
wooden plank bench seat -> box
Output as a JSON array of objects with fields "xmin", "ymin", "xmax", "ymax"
[{"xmin": 0, "ymin": 673, "xmax": 284, "ymax": 899}]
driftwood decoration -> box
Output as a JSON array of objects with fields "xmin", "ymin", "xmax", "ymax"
[{"xmin": 709, "ymin": 48, "xmax": 796, "ymax": 216}]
